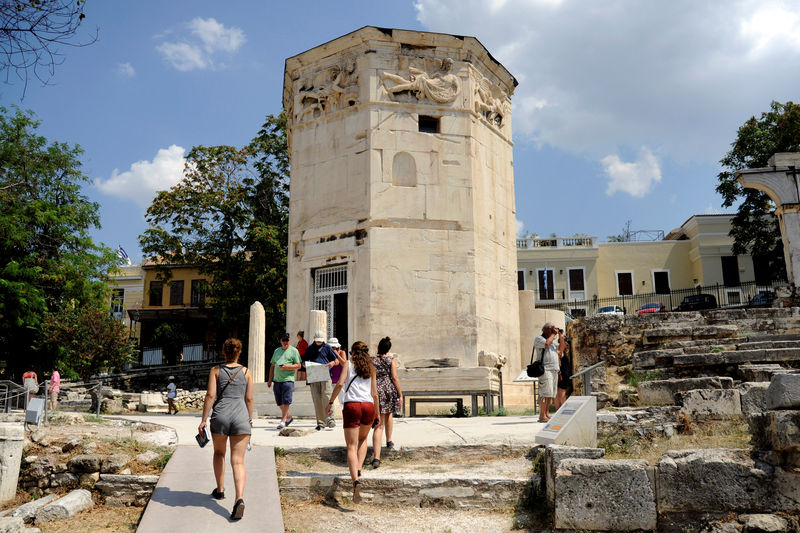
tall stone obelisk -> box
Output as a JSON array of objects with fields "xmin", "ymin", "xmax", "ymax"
[{"xmin": 248, "ymin": 301, "xmax": 265, "ymax": 383}]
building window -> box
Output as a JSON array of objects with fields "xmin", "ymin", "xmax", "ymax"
[
  {"xmin": 752, "ymin": 255, "xmax": 771, "ymax": 285},
  {"xmin": 169, "ymin": 280, "xmax": 184, "ymax": 306},
  {"xmin": 721, "ymin": 256, "xmax": 740, "ymax": 287},
  {"xmin": 653, "ymin": 270, "xmax": 671, "ymax": 294},
  {"xmin": 191, "ymin": 279, "xmax": 205, "ymax": 306},
  {"xmin": 568, "ymin": 268, "xmax": 585, "ymax": 291},
  {"xmin": 111, "ymin": 289, "xmax": 124, "ymax": 315},
  {"xmin": 418, "ymin": 115, "xmax": 440, "ymax": 133},
  {"xmin": 537, "ymin": 269, "xmax": 555, "ymax": 300},
  {"xmin": 517, "ymin": 270, "xmax": 526, "ymax": 291},
  {"xmin": 616, "ymin": 271, "xmax": 634, "ymax": 296},
  {"xmin": 149, "ymin": 281, "xmax": 163, "ymax": 307}
]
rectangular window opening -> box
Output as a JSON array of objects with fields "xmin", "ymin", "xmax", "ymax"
[
  {"xmin": 653, "ymin": 271, "xmax": 670, "ymax": 294},
  {"xmin": 191, "ymin": 279, "xmax": 205, "ymax": 306},
  {"xmin": 617, "ymin": 272, "xmax": 633, "ymax": 296},
  {"xmin": 149, "ymin": 281, "xmax": 163, "ymax": 307},
  {"xmin": 169, "ymin": 280, "xmax": 184, "ymax": 306},
  {"xmin": 418, "ymin": 115, "xmax": 440, "ymax": 133}
]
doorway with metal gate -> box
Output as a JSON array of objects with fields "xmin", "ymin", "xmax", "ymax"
[{"xmin": 312, "ymin": 265, "xmax": 349, "ymax": 350}]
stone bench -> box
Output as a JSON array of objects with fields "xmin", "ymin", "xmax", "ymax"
[
  {"xmin": 398, "ymin": 367, "xmax": 502, "ymax": 416},
  {"xmin": 408, "ymin": 396, "xmax": 464, "ymax": 417}
]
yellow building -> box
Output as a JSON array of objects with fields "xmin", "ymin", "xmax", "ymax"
[
  {"xmin": 517, "ymin": 214, "xmax": 779, "ymax": 315},
  {"xmin": 107, "ymin": 264, "xmax": 144, "ymax": 342}
]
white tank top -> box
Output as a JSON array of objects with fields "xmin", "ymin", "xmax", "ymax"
[{"xmin": 342, "ymin": 362, "xmax": 373, "ymax": 403}]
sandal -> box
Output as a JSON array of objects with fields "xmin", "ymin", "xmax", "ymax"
[
  {"xmin": 371, "ymin": 458, "xmax": 381, "ymax": 469},
  {"xmin": 211, "ymin": 488, "xmax": 224, "ymax": 500},
  {"xmin": 352, "ymin": 480, "xmax": 361, "ymax": 503},
  {"xmin": 230, "ymin": 498, "xmax": 245, "ymax": 520}
]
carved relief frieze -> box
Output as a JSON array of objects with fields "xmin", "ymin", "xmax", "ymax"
[
  {"xmin": 474, "ymin": 74, "xmax": 508, "ymax": 128},
  {"xmin": 381, "ymin": 57, "xmax": 461, "ymax": 105},
  {"xmin": 294, "ymin": 60, "xmax": 359, "ymax": 123}
]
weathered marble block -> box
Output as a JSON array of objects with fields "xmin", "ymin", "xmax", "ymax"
[
  {"xmin": 638, "ymin": 377, "xmax": 733, "ymax": 406},
  {"xmin": 678, "ymin": 389, "xmax": 742, "ymax": 418},
  {"xmin": 766, "ymin": 374, "xmax": 800, "ymax": 409}
]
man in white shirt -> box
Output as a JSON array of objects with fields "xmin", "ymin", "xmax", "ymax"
[{"xmin": 533, "ymin": 323, "xmax": 566, "ymax": 422}]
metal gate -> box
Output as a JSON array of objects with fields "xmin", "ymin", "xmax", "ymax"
[
  {"xmin": 142, "ymin": 348, "xmax": 163, "ymax": 366},
  {"xmin": 313, "ymin": 265, "xmax": 347, "ymax": 338},
  {"xmin": 182, "ymin": 343, "xmax": 204, "ymax": 362}
]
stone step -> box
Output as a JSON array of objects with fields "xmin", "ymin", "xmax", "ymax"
[
  {"xmin": 743, "ymin": 333, "xmax": 800, "ymax": 343},
  {"xmin": 638, "ymin": 377, "xmax": 734, "ymax": 406},
  {"xmin": 737, "ymin": 364, "xmax": 798, "ymax": 382},
  {"xmin": 642, "ymin": 325, "xmax": 738, "ymax": 345},
  {"xmin": 253, "ymin": 382, "xmax": 342, "ymax": 418},
  {"xmin": 673, "ymin": 347, "xmax": 800, "ymax": 367},
  {"xmin": 278, "ymin": 472, "xmax": 536, "ymax": 510},
  {"xmin": 736, "ymin": 340, "xmax": 800, "ymax": 351}
]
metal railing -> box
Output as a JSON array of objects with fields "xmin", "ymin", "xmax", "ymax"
[
  {"xmin": 535, "ymin": 279, "xmax": 786, "ymax": 316},
  {"xmin": 517, "ymin": 236, "xmax": 598, "ymax": 249},
  {"xmin": 569, "ymin": 361, "xmax": 608, "ymax": 396}
]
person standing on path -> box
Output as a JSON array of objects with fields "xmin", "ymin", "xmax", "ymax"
[
  {"xmin": 268, "ymin": 332, "xmax": 302, "ymax": 430},
  {"xmin": 328, "ymin": 337, "xmax": 346, "ymax": 386},
  {"xmin": 302, "ymin": 330, "xmax": 339, "ymax": 430},
  {"xmin": 199, "ymin": 338, "xmax": 254, "ymax": 520},
  {"xmin": 166, "ymin": 376, "xmax": 178, "ymax": 415},
  {"xmin": 533, "ymin": 323, "xmax": 565, "ymax": 422},
  {"xmin": 295, "ymin": 331, "xmax": 308, "ymax": 382},
  {"xmin": 326, "ymin": 341, "xmax": 379, "ymax": 503},
  {"xmin": 554, "ymin": 339, "xmax": 573, "ymax": 410},
  {"xmin": 370, "ymin": 336, "xmax": 402, "ymax": 468},
  {"xmin": 48, "ymin": 366, "xmax": 60, "ymax": 411}
]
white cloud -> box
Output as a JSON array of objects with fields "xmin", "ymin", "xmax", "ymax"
[
  {"xmin": 116, "ymin": 62, "xmax": 135, "ymax": 78},
  {"xmin": 95, "ymin": 145, "xmax": 186, "ymax": 207},
  {"xmin": 414, "ymin": 1, "xmax": 800, "ymax": 165},
  {"xmin": 156, "ymin": 17, "xmax": 245, "ymax": 71},
  {"xmin": 188, "ymin": 17, "xmax": 245, "ymax": 53},
  {"xmin": 516, "ymin": 217, "xmax": 525, "ymax": 237},
  {"xmin": 602, "ymin": 147, "xmax": 662, "ymax": 197}
]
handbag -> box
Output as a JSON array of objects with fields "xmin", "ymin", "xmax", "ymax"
[{"xmin": 526, "ymin": 346, "xmax": 545, "ymax": 378}]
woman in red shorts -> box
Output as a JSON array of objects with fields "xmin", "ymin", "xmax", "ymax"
[{"xmin": 326, "ymin": 341, "xmax": 379, "ymax": 503}]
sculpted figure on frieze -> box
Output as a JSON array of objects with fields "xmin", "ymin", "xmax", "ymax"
[
  {"xmin": 474, "ymin": 76, "xmax": 508, "ymax": 127},
  {"xmin": 381, "ymin": 57, "xmax": 461, "ymax": 105},
  {"xmin": 296, "ymin": 61, "xmax": 358, "ymax": 122}
]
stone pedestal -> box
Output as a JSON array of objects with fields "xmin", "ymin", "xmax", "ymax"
[
  {"xmin": 0, "ymin": 423, "xmax": 24, "ymax": 503},
  {"xmin": 249, "ymin": 301, "xmax": 266, "ymax": 383}
]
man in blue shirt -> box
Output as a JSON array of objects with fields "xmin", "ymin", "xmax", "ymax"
[{"xmin": 302, "ymin": 330, "xmax": 339, "ymax": 430}]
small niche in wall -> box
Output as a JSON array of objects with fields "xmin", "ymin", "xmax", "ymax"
[
  {"xmin": 418, "ymin": 115, "xmax": 440, "ymax": 133},
  {"xmin": 392, "ymin": 152, "xmax": 417, "ymax": 187}
]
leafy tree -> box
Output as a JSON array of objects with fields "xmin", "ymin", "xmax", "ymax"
[
  {"xmin": 151, "ymin": 323, "xmax": 188, "ymax": 366},
  {"xmin": 44, "ymin": 306, "xmax": 135, "ymax": 381},
  {"xmin": 0, "ymin": 0, "xmax": 97, "ymax": 95},
  {"xmin": 716, "ymin": 101, "xmax": 800, "ymax": 279},
  {"xmin": 139, "ymin": 113, "xmax": 289, "ymax": 352},
  {"xmin": 0, "ymin": 106, "xmax": 116, "ymax": 376}
]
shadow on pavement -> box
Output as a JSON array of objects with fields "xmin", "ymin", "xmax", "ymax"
[{"xmin": 149, "ymin": 486, "xmax": 232, "ymax": 520}]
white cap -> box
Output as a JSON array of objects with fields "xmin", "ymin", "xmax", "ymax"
[
  {"xmin": 314, "ymin": 330, "xmax": 326, "ymax": 342},
  {"xmin": 328, "ymin": 337, "xmax": 340, "ymax": 348}
]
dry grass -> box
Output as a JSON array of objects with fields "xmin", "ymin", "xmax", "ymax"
[
  {"xmin": 602, "ymin": 418, "xmax": 753, "ymax": 464},
  {"xmin": 37, "ymin": 505, "xmax": 143, "ymax": 533}
]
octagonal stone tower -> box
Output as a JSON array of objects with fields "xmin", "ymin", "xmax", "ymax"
[{"xmin": 283, "ymin": 27, "xmax": 519, "ymax": 367}]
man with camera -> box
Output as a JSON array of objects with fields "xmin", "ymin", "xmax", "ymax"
[{"xmin": 533, "ymin": 323, "xmax": 566, "ymax": 422}]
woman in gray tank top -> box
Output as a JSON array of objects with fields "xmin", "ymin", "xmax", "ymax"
[{"xmin": 199, "ymin": 338, "xmax": 254, "ymax": 520}]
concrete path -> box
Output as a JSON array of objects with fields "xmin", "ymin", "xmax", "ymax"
[
  {"xmin": 136, "ymin": 445, "xmax": 283, "ymax": 533},
  {"xmin": 117, "ymin": 413, "xmax": 547, "ymax": 448}
]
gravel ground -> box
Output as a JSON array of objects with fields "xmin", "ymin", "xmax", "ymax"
[{"xmin": 281, "ymin": 500, "xmax": 525, "ymax": 533}]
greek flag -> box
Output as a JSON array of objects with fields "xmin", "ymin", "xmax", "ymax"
[{"xmin": 117, "ymin": 245, "xmax": 130, "ymax": 264}]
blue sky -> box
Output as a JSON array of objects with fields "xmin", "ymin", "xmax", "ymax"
[{"xmin": 3, "ymin": 1, "xmax": 799, "ymax": 260}]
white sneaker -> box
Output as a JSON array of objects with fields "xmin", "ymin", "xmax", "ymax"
[{"xmin": 276, "ymin": 422, "xmax": 285, "ymax": 430}]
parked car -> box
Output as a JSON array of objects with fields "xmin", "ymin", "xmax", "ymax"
[
  {"xmin": 673, "ymin": 294, "xmax": 717, "ymax": 312},
  {"xmin": 596, "ymin": 305, "xmax": 625, "ymax": 315},
  {"xmin": 637, "ymin": 302, "xmax": 667, "ymax": 314},
  {"xmin": 749, "ymin": 291, "xmax": 777, "ymax": 308}
]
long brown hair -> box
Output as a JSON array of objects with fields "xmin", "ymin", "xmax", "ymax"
[{"xmin": 350, "ymin": 341, "xmax": 373, "ymax": 379}]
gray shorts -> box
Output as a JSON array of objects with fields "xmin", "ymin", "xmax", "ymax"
[{"xmin": 539, "ymin": 370, "xmax": 558, "ymax": 399}]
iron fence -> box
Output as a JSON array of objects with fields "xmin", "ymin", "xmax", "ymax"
[{"xmin": 533, "ymin": 280, "xmax": 785, "ymax": 316}]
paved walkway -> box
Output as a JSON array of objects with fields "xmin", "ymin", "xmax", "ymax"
[
  {"xmin": 117, "ymin": 413, "xmax": 546, "ymax": 448},
  {"xmin": 136, "ymin": 445, "xmax": 283, "ymax": 533}
]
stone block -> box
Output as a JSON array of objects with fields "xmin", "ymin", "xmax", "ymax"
[
  {"xmin": 739, "ymin": 382, "xmax": 770, "ymax": 414},
  {"xmin": 693, "ymin": 325, "xmax": 739, "ymax": 338},
  {"xmin": 9, "ymin": 494, "xmax": 57, "ymax": 523},
  {"xmin": 95, "ymin": 474, "xmax": 159, "ymax": 506},
  {"xmin": 544, "ymin": 444, "xmax": 605, "ymax": 505},
  {"xmin": 639, "ymin": 377, "xmax": 734, "ymax": 406},
  {"xmin": 61, "ymin": 437, "xmax": 81, "ymax": 453},
  {"xmin": 678, "ymin": 389, "xmax": 742, "ymax": 418},
  {"xmin": 0, "ymin": 517, "xmax": 23, "ymax": 533},
  {"xmin": 554, "ymin": 458, "xmax": 657, "ymax": 531},
  {"xmin": 78, "ymin": 472, "xmax": 99, "ymax": 488},
  {"xmin": 34, "ymin": 489, "xmax": 93, "ymax": 522},
  {"xmin": 738, "ymin": 364, "xmax": 792, "ymax": 382},
  {"xmin": 740, "ymin": 514, "xmax": 789, "ymax": 533},
  {"xmin": 51, "ymin": 472, "xmax": 78, "ymax": 488},
  {"xmin": 134, "ymin": 451, "xmax": 159, "ymax": 464},
  {"xmin": 764, "ymin": 410, "xmax": 800, "ymax": 452},
  {"xmin": 766, "ymin": 374, "xmax": 800, "ymax": 409},
  {"xmin": 657, "ymin": 449, "xmax": 793, "ymax": 513},
  {"xmin": 100, "ymin": 454, "xmax": 130, "ymax": 474},
  {"xmin": 67, "ymin": 455, "xmax": 101, "ymax": 473}
]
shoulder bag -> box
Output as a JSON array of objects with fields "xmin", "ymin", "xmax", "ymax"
[{"xmin": 526, "ymin": 346, "xmax": 545, "ymax": 378}]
